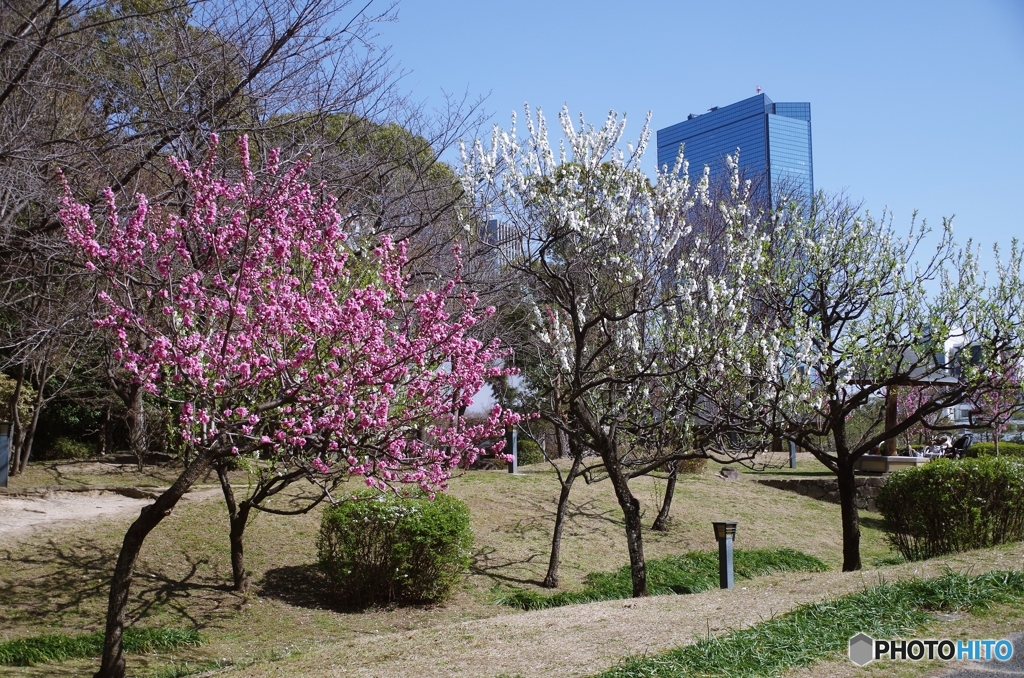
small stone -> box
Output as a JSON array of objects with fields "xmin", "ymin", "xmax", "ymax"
[{"xmin": 718, "ymin": 467, "xmax": 741, "ymax": 481}]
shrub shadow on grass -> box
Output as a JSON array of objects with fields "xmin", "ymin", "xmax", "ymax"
[
  {"xmin": 260, "ymin": 564, "xmax": 463, "ymax": 613},
  {"xmin": 260, "ymin": 563, "xmax": 378, "ymax": 613},
  {"xmin": 259, "ymin": 564, "xmax": 334, "ymax": 610},
  {"xmin": 859, "ymin": 515, "xmax": 887, "ymax": 531}
]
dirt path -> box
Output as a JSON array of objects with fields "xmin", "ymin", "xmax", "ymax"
[
  {"xmin": 231, "ymin": 543, "xmax": 1024, "ymax": 678},
  {"xmin": 0, "ymin": 487, "xmax": 220, "ymax": 547}
]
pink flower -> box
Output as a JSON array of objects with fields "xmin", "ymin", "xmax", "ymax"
[{"xmin": 59, "ymin": 133, "xmax": 526, "ymax": 495}]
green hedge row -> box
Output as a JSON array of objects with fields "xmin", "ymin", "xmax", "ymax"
[
  {"xmin": 318, "ymin": 491, "xmax": 472, "ymax": 607},
  {"xmin": 965, "ymin": 441, "xmax": 1024, "ymax": 458},
  {"xmin": 500, "ymin": 549, "xmax": 827, "ymax": 610},
  {"xmin": 516, "ymin": 439, "xmax": 545, "ymax": 465},
  {"xmin": 877, "ymin": 457, "xmax": 1024, "ymax": 561},
  {"xmin": 0, "ymin": 628, "xmax": 201, "ymax": 667}
]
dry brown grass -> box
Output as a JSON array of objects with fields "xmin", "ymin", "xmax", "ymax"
[
  {"xmin": 8, "ymin": 458, "xmax": 188, "ymax": 489},
  {"xmin": 0, "ymin": 456, "xmax": 1018, "ymax": 677},
  {"xmin": 225, "ymin": 542, "xmax": 1024, "ymax": 678}
]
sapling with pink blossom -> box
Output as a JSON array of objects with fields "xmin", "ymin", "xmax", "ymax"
[{"xmin": 61, "ymin": 134, "xmax": 520, "ymax": 678}]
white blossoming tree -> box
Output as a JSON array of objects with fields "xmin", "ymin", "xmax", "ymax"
[
  {"xmin": 461, "ymin": 106, "xmax": 773, "ymax": 595},
  {"xmin": 758, "ymin": 194, "xmax": 1024, "ymax": 571}
]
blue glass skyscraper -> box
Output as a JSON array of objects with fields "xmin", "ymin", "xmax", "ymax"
[{"xmin": 656, "ymin": 93, "xmax": 813, "ymax": 206}]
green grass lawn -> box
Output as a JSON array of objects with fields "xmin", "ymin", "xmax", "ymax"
[{"xmin": 0, "ymin": 456, "xmax": 1006, "ymax": 677}]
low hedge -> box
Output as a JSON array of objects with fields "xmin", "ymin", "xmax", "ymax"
[
  {"xmin": 40, "ymin": 437, "xmax": 95, "ymax": 461},
  {"xmin": 516, "ymin": 439, "xmax": 545, "ymax": 466},
  {"xmin": 499, "ymin": 548, "xmax": 827, "ymax": 610},
  {"xmin": 965, "ymin": 441, "xmax": 1024, "ymax": 458},
  {"xmin": 318, "ymin": 491, "xmax": 472, "ymax": 607},
  {"xmin": 678, "ymin": 457, "xmax": 708, "ymax": 474},
  {"xmin": 0, "ymin": 628, "xmax": 202, "ymax": 666},
  {"xmin": 877, "ymin": 457, "xmax": 1024, "ymax": 561}
]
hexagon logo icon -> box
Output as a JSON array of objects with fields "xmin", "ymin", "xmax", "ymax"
[{"xmin": 849, "ymin": 633, "xmax": 875, "ymax": 666}]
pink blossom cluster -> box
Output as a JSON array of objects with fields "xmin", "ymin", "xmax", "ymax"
[
  {"xmin": 968, "ymin": 361, "xmax": 1023, "ymax": 441},
  {"xmin": 60, "ymin": 135, "xmax": 521, "ymax": 492}
]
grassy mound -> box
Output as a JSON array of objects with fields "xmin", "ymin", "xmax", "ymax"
[
  {"xmin": 596, "ymin": 569, "xmax": 1024, "ymax": 677},
  {"xmin": 498, "ymin": 548, "xmax": 828, "ymax": 610}
]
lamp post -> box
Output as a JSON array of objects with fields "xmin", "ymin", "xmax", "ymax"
[
  {"xmin": 0, "ymin": 421, "xmax": 10, "ymax": 488},
  {"xmin": 712, "ymin": 521, "xmax": 737, "ymax": 589}
]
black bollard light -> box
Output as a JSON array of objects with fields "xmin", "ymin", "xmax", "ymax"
[
  {"xmin": 505, "ymin": 426, "xmax": 518, "ymax": 474},
  {"xmin": 0, "ymin": 422, "xmax": 10, "ymax": 488},
  {"xmin": 712, "ymin": 521, "xmax": 737, "ymax": 589}
]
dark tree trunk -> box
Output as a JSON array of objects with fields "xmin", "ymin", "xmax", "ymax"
[
  {"xmin": 216, "ymin": 462, "xmax": 251, "ymax": 592},
  {"xmin": 832, "ymin": 409, "xmax": 862, "ymax": 572},
  {"xmin": 651, "ymin": 460, "xmax": 679, "ymax": 532},
  {"xmin": 574, "ymin": 402, "xmax": 648, "ymax": 597},
  {"xmin": 602, "ymin": 444, "xmax": 647, "ymax": 597},
  {"xmin": 127, "ymin": 385, "xmax": 147, "ymax": 470},
  {"xmin": 16, "ymin": 376, "xmax": 44, "ymax": 474},
  {"xmin": 837, "ymin": 458, "xmax": 862, "ymax": 572},
  {"xmin": 100, "ymin": 404, "xmax": 114, "ymax": 456},
  {"xmin": 8, "ymin": 363, "xmax": 25, "ymax": 475},
  {"xmin": 94, "ymin": 450, "xmax": 216, "ymax": 678},
  {"xmin": 542, "ymin": 435, "xmax": 582, "ymax": 589}
]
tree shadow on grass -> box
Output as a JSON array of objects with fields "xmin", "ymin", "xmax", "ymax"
[
  {"xmin": 563, "ymin": 498, "xmax": 622, "ymax": 527},
  {"xmin": 749, "ymin": 469, "xmax": 836, "ymax": 477},
  {"xmin": 0, "ymin": 537, "xmax": 115, "ymax": 630},
  {"xmin": 468, "ymin": 546, "xmax": 547, "ymax": 587},
  {"xmin": 859, "ymin": 515, "xmax": 888, "ymax": 531},
  {"xmin": 516, "ymin": 495, "xmax": 621, "ymax": 531},
  {"xmin": 130, "ymin": 555, "xmax": 237, "ymax": 627},
  {"xmin": 2, "ymin": 535, "xmax": 243, "ymax": 635}
]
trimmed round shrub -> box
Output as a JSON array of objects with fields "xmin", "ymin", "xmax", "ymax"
[
  {"xmin": 678, "ymin": 457, "xmax": 708, "ymax": 474},
  {"xmin": 317, "ymin": 491, "xmax": 472, "ymax": 607},
  {"xmin": 877, "ymin": 457, "xmax": 1024, "ymax": 561}
]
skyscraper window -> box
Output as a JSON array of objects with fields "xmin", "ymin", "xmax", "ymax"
[{"xmin": 656, "ymin": 93, "xmax": 813, "ymax": 207}]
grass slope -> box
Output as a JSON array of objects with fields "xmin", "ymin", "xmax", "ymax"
[
  {"xmin": 0, "ymin": 455, "xmax": 970, "ymax": 676},
  {"xmin": 596, "ymin": 570, "xmax": 1024, "ymax": 678}
]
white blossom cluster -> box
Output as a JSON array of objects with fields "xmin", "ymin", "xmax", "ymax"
[{"xmin": 460, "ymin": 105, "xmax": 777, "ymax": 448}]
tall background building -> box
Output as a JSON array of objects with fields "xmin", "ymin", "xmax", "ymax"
[{"xmin": 656, "ymin": 93, "xmax": 813, "ymax": 206}]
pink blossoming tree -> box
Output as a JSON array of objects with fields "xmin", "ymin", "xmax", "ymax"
[
  {"xmin": 969, "ymin": 360, "xmax": 1023, "ymax": 454},
  {"xmin": 61, "ymin": 135, "xmax": 519, "ymax": 678}
]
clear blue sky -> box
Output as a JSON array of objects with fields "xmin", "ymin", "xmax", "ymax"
[{"xmin": 376, "ymin": 0, "xmax": 1024, "ymax": 264}]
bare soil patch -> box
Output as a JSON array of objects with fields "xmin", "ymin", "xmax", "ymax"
[{"xmin": 0, "ymin": 487, "xmax": 220, "ymax": 547}]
